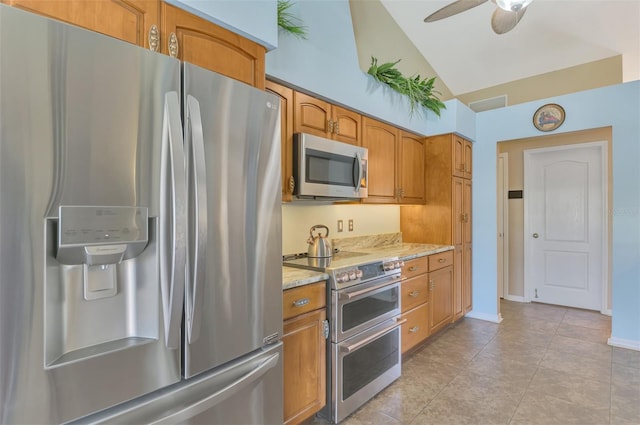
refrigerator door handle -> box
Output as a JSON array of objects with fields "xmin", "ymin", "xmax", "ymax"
[
  {"xmin": 150, "ymin": 351, "xmax": 280, "ymax": 424},
  {"xmin": 185, "ymin": 95, "xmax": 207, "ymax": 344},
  {"xmin": 160, "ymin": 91, "xmax": 187, "ymax": 349}
]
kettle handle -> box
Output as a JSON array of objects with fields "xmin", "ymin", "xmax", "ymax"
[{"xmin": 309, "ymin": 224, "xmax": 329, "ymax": 238}]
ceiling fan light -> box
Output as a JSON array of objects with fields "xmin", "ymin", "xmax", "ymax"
[{"xmin": 496, "ymin": 0, "xmax": 532, "ymax": 12}]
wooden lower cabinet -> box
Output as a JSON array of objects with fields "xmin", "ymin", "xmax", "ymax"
[
  {"xmin": 282, "ymin": 282, "xmax": 327, "ymax": 425},
  {"xmin": 401, "ymin": 303, "xmax": 430, "ymax": 354},
  {"xmin": 429, "ymin": 265, "xmax": 454, "ymax": 335}
]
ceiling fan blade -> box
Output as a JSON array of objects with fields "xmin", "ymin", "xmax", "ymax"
[
  {"xmin": 424, "ymin": 0, "xmax": 488, "ymax": 22},
  {"xmin": 491, "ymin": 5, "xmax": 527, "ymax": 34}
]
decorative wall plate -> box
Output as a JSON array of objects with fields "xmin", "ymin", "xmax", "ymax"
[{"xmin": 533, "ymin": 103, "xmax": 565, "ymax": 132}]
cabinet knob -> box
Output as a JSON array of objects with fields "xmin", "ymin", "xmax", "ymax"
[
  {"xmin": 408, "ymin": 266, "xmax": 418, "ymax": 272},
  {"xmin": 409, "ymin": 326, "xmax": 420, "ymax": 333},
  {"xmin": 438, "ymin": 258, "xmax": 446, "ymax": 263},
  {"xmin": 409, "ymin": 290, "xmax": 420, "ymax": 298}
]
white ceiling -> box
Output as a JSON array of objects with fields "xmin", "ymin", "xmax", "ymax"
[{"xmin": 380, "ymin": 0, "xmax": 640, "ymax": 95}]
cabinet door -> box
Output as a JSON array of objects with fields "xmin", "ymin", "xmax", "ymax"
[
  {"xmin": 4, "ymin": 0, "xmax": 159, "ymax": 48},
  {"xmin": 452, "ymin": 245, "xmax": 464, "ymax": 320},
  {"xmin": 463, "ymin": 139, "xmax": 473, "ymax": 179},
  {"xmin": 398, "ymin": 131, "xmax": 426, "ymax": 204},
  {"xmin": 452, "ymin": 177, "xmax": 464, "ymax": 246},
  {"xmin": 463, "ymin": 179, "xmax": 472, "ymax": 245},
  {"xmin": 294, "ymin": 92, "xmax": 332, "ymax": 138},
  {"xmin": 332, "ymin": 106, "xmax": 361, "ymax": 146},
  {"xmin": 362, "ymin": 117, "xmax": 399, "ymax": 203},
  {"xmin": 266, "ymin": 81, "xmax": 294, "ymax": 203},
  {"xmin": 161, "ymin": 3, "xmax": 265, "ymax": 88},
  {"xmin": 283, "ymin": 309, "xmax": 327, "ymax": 425},
  {"xmin": 429, "ymin": 266, "xmax": 453, "ymax": 334},
  {"xmin": 463, "ymin": 244, "xmax": 472, "ymax": 313},
  {"xmin": 452, "ymin": 135, "xmax": 466, "ymax": 178}
]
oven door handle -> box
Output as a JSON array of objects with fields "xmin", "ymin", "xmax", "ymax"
[
  {"xmin": 340, "ymin": 318, "xmax": 407, "ymax": 354},
  {"xmin": 339, "ymin": 275, "xmax": 402, "ymax": 301}
]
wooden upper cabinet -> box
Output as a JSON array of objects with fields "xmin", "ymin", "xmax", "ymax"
[
  {"xmin": 332, "ymin": 106, "xmax": 361, "ymax": 146},
  {"xmin": 266, "ymin": 80, "xmax": 294, "ymax": 203},
  {"xmin": 452, "ymin": 135, "xmax": 472, "ymax": 179},
  {"xmin": 161, "ymin": 2, "xmax": 266, "ymax": 88},
  {"xmin": 294, "ymin": 92, "xmax": 332, "ymax": 137},
  {"xmin": 294, "ymin": 92, "xmax": 361, "ymax": 146},
  {"xmin": 361, "ymin": 117, "xmax": 399, "ymax": 204},
  {"xmin": 398, "ymin": 131, "xmax": 426, "ymax": 204},
  {"xmin": 3, "ymin": 0, "xmax": 160, "ymax": 48}
]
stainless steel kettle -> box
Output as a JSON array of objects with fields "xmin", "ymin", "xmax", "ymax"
[{"xmin": 307, "ymin": 224, "xmax": 332, "ymax": 258}]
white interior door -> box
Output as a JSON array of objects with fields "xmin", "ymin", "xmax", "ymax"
[{"xmin": 524, "ymin": 142, "xmax": 606, "ymax": 311}]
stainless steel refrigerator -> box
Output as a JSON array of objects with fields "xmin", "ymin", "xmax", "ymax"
[{"xmin": 0, "ymin": 5, "xmax": 283, "ymax": 424}]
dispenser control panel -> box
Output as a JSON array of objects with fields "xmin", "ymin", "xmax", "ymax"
[{"xmin": 56, "ymin": 206, "xmax": 148, "ymax": 265}]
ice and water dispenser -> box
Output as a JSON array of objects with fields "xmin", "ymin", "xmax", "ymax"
[{"xmin": 45, "ymin": 206, "xmax": 159, "ymax": 368}]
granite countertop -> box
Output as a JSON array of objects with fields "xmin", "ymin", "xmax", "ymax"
[{"xmin": 282, "ymin": 233, "xmax": 454, "ymax": 290}]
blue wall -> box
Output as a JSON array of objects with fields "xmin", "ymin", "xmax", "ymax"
[{"xmin": 475, "ymin": 81, "xmax": 640, "ymax": 343}]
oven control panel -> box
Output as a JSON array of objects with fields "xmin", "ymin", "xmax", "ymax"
[{"xmin": 332, "ymin": 257, "xmax": 403, "ymax": 287}]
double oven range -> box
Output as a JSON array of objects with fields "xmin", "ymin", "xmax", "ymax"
[{"xmin": 284, "ymin": 251, "xmax": 405, "ymax": 423}]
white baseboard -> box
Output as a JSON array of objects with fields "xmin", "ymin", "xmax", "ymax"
[
  {"xmin": 465, "ymin": 310, "xmax": 503, "ymax": 323},
  {"xmin": 608, "ymin": 337, "xmax": 640, "ymax": 351},
  {"xmin": 503, "ymin": 295, "xmax": 526, "ymax": 303}
]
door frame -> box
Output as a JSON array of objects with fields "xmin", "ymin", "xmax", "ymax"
[
  {"xmin": 523, "ymin": 141, "xmax": 609, "ymax": 313},
  {"xmin": 497, "ymin": 152, "xmax": 509, "ymax": 300}
]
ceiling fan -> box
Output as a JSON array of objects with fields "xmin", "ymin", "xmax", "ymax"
[{"xmin": 424, "ymin": 0, "xmax": 533, "ymax": 34}]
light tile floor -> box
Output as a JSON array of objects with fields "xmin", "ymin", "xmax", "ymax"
[{"xmin": 303, "ymin": 300, "xmax": 640, "ymax": 425}]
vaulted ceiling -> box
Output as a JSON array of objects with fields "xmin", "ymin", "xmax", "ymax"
[{"xmin": 375, "ymin": 0, "xmax": 640, "ymax": 103}]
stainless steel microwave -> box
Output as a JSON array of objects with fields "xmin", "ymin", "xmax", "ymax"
[{"xmin": 293, "ymin": 133, "xmax": 368, "ymax": 199}]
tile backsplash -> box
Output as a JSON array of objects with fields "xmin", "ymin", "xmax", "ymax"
[{"xmin": 282, "ymin": 203, "xmax": 400, "ymax": 255}]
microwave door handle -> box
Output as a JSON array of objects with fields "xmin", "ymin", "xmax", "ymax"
[
  {"xmin": 185, "ymin": 95, "xmax": 207, "ymax": 344},
  {"xmin": 353, "ymin": 152, "xmax": 362, "ymax": 192},
  {"xmin": 160, "ymin": 91, "xmax": 187, "ymax": 349}
]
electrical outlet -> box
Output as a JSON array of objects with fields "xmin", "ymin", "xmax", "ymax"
[
  {"xmin": 337, "ymin": 220, "xmax": 344, "ymax": 232},
  {"xmin": 348, "ymin": 219, "xmax": 354, "ymax": 232}
]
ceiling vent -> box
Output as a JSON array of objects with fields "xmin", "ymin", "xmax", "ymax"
[{"xmin": 468, "ymin": 95, "xmax": 507, "ymax": 112}]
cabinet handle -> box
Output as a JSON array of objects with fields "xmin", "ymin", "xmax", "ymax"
[
  {"xmin": 327, "ymin": 119, "xmax": 334, "ymax": 133},
  {"xmin": 429, "ymin": 279, "xmax": 434, "ymax": 291},
  {"xmin": 459, "ymin": 163, "xmax": 465, "ymax": 171},
  {"xmin": 438, "ymin": 258, "xmax": 446, "ymax": 263},
  {"xmin": 409, "ymin": 290, "xmax": 420, "ymax": 297},
  {"xmin": 334, "ymin": 120, "xmax": 340, "ymax": 134},
  {"xmin": 288, "ymin": 176, "xmax": 295, "ymax": 193},
  {"xmin": 408, "ymin": 266, "xmax": 418, "ymax": 272},
  {"xmin": 292, "ymin": 298, "xmax": 310, "ymax": 307},
  {"xmin": 409, "ymin": 326, "xmax": 420, "ymax": 333},
  {"xmin": 168, "ymin": 32, "xmax": 179, "ymax": 58},
  {"xmin": 148, "ymin": 24, "xmax": 159, "ymax": 52}
]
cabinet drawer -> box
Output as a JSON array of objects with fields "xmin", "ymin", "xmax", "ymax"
[
  {"xmin": 283, "ymin": 282, "xmax": 326, "ymax": 320},
  {"xmin": 428, "ymin": 250, "xmax": 454, "ymax": 271},
  {"xmin": 402, "ymin": 257, "xmax": 428, "ymax": 279},
  {"xmin": 401, "ymin": 303, "xmax": 430, "ymax": 354},
  {"xmin": 401, "ymin": 275, "xmax": 429, "ymax": 313}
]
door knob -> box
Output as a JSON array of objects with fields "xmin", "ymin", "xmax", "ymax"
[{"xmin": 532, "ymin": 233, "xmax": 539, "ymax": 238}]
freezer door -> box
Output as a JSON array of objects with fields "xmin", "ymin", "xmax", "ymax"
[
  {"xmin": 71, "ymin": 343, "xmax": 284, "ymax": 425},
  {"xmin": 0, "ymin": 5, "xmax": 183, "ymax": 424},
  {"xmin": 182, "ymin": 63, "xmax": 283, "ymax": 377}
]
